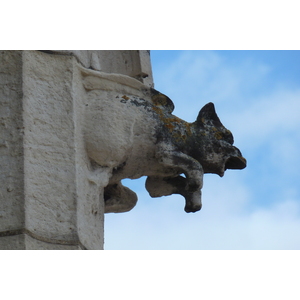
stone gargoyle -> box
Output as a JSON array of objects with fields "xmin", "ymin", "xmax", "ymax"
[{"xmin": 84, "ymin": 83, "xmax": 246, "ymax": 213}]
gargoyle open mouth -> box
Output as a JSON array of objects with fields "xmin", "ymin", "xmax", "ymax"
[{"xmin": 225, "ymin": 155, "xmax": 247, "ymax": 170}]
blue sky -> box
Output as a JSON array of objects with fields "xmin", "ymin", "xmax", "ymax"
[{"xmin": 104, "ymin": 50, "xmax": 300, "ymax": 250}]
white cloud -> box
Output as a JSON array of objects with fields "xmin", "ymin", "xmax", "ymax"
[
  {"xmin": 247, "ymin": 200, "xmax": 300, "ymax": 249},
  {"xmin": 154, "ymin": 51, "xmax": 273, "ymax": 122},
  {"xmin": 227, "ymin": 88, "xmax": 300, "ymax": 149},
  {"xmin": 105, "ymin": 175, "xmax": 300, "ymax": 249}
]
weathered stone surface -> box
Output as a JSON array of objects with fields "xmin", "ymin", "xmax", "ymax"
[
  {"xmin": 0, "ymin": 50, "xmax": 154, "ymax": 249},
  {"xmin": 44, "ymin": 50, "xmax": 153, "ymax": 87},
  {"xmin": 23, "ymin": 51, "xmax": 77, "ymax": 244},
  {"xmin": 0, "ymin": 51, "xmax": 25, "ymax": 242},
  {"xmin": 0, "ymin": 233, "xmax": 25, "ymax": 250},
  {"xmin": 83, "ymin": 72, "xmax": 246, "ymax": 213},
  {"xmin": 24, "ymin": 234, "xmax": 82, "ymax": 250}
]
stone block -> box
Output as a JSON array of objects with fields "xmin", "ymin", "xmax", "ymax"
[{"xmin": 0, "ymin": 51, "xmax": 25, "ymax": 236}]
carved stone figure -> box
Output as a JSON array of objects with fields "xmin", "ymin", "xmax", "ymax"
[{"xmin": 83, "ymin": 72, "xmax": 246, "ymax": 213}]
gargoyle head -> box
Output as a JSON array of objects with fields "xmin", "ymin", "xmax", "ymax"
[{"xmin": 191, "ymin": 102, "xmax": 246, "ymax": 176}]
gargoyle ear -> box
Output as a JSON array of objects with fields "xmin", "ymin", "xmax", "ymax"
[
  {"xmin": 196, "ymin": 102, "xmax": 222, "ymax": 127},
  {"xmin": 150, "ymin": 88, "xmax": 175, "ymax": 114}
]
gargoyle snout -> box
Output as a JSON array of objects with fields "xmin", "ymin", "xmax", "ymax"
[{"xmin": 225, "ymin": 146, "xmax": 247, "ymax": 170}]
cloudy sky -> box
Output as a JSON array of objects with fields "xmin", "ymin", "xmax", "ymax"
[{"xmin": 104, "ymin": 50, "xmax": 300, "ymax": 250}]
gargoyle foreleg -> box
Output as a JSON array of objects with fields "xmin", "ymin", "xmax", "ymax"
[
  {"xmin": 145, "ymin": 175, "xmax": 202, "ymax": 212},
  {"xmin": 155, "ymin": 143, "xmax": 204, "ymax": 192},
  {"xmin": 146, "ymin": 175, "xmax": 186, "ymax": 197}
]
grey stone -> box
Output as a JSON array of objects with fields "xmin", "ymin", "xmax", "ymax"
[
  {"xmin": 83, "ymin": 76, "xmax": 246, "ymax": 213},
  {"xmin": 0, "ymin": 50, "xmax": 154, "ymax": 249}
]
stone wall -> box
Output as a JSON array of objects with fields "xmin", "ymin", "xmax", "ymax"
[
  {"xmin": 0, "ymin": 51, "xmax": 25, "ymax": 249},
  {"xmin": 0, "ymin": 50, "xmax": 153, "ymax": 249}
]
